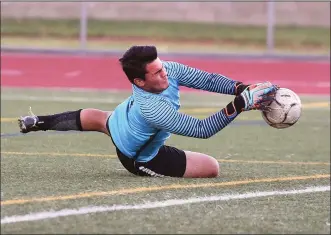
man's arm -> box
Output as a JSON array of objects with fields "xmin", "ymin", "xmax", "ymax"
[
  {"xmin": 140, "ymin": 81, "xmax": 278, "ymax": 139},
  {"xmin": 165, "ymin": 61, "xmax": 249, "ymax": 96},
  {"xmin": 140, "ymin": 96, "xmax": 244, "ymax": 139}
]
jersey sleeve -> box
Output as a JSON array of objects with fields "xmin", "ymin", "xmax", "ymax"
[
  {"xmin": 164, "ymin": 61, "xmax": 237, "ymax": 95},
  {"xmin": 140, "ymin": 98, "xmax": 237, "ymax": 139}
]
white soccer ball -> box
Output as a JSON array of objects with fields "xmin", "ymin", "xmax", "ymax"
[{"xmin": 261, "ymin": 88, "xmax": 302, "ymax": 129}]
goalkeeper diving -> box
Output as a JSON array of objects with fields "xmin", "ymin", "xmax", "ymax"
[{"xmin": 18, "ymin": 45, "xmax": 278, "ymax": 178}]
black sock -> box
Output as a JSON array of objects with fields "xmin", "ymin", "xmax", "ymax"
[{"xmin": 36, "ymin": 109, "xmax": 83, "ymax": 131}]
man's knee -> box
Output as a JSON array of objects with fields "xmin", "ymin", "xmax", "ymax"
[
  {"xmin": 202, "ymin": 157, "xmax": 219, "ymax": 178},
  {"xmin": 183, "ymin": 151, "xmax": 220, "ymax": 178},
  {"xmin": 80, "ymin": 109, "xmax": 111, "ymax": 134},
  {"xmin": 209, "ymin": 158, "xmax": 219, "ymax": 177}
]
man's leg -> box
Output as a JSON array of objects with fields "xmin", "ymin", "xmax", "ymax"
[
  {"xmin": 18, "ymin": 108, "xmax": 112, "ymax": 135},
  {"xmin": 183, "ymin": 151, "xmax": 219, "ymax": 178},
  {"xmin": 80, "ymin": 109, "xmax": 112, "ymax": 135},
  {"xmin": 132, "ymin": 146, "xmax": 219, "ymax": 178}
]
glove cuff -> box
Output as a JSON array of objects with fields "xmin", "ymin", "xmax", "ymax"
[
  {"xmin": 235, "ymin": 82, "xmax": 250, "ymax": 96},
  {"xmin": 234, "ymin": 95, "xmax": 246, "ymax": 112},
  {"xmin": 225, "ymin": 95, "xmax": 246, "ymax": 118}
]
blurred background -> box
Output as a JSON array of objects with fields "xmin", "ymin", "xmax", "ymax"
[{"xmin": 1, "ymin": 1, "xmax": 330, "ymax": 56}]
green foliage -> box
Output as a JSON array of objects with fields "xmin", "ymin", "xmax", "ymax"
[{"xmin": 1, "ymin": 18, "xmax": 330, "ymax": 49}]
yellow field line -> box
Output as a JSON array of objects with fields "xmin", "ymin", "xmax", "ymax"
[
  {"xmin": 1, "ymin": 151, "xmax": 117, "ymax": 158},
  {"xmin": 217, "ymin": 159, "xmax": 330, "ymax": 165},
  {"xmin": 1, "ymin": 174, "xmax": 329, "ymax": 206},
  {"xmin": 180, "ymin": 102, "xmax": 330, "ymax": 114},
  {"xmin": 0, "ymin": 116, "xmax": 257, "ymax": 122},
  {"xmin": 1, "ymin": 151, "xmax": 329, "ymax": 166},
  {"xmin": 1, "ymin": 118, "xmax": 18, "ymax": 122},
  {"xmin": 302, "ymin": 102, "xmax": 330, "ymax": 108},
  {"xmin": 1, "ymin": 102, "xmax": 329, "ymax": 123}
]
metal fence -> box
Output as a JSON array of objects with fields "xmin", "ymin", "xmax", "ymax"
[{"xmin": 1, "ymin": 1, "xmax": 330, "ymax": 57}]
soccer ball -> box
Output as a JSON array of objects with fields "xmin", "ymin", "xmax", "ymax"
[{"xmin": 261, "ymin": 88, "xmax": 302, "ymax": 129}]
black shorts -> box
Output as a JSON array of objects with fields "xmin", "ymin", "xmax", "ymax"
[
  {"xmin": 116, "ymin": 145, "xmax": 187, "ymax": 177},
  {"xmin": 106, "ymin": 118, "xmax": 186, "ymax": 177}
]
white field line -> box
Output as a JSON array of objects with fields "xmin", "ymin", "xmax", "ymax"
[
  {"xmin": 1, "ymin": 94, "xmax": 329, "ymax": 109},
  {"xmin": 3, "ymin": 86, "xmax": 330, "ymax": 98},
  {"xmin": 64, "ymin": 70, "xmax": 82, "ymax": 78},
  {"xmin": 1, "ymin": 185, "xmax": 329, "ymax": 224},
  {"xmin": 0, "ymin": 69, "xmax": 23, "ymax": 76},
  {"xmin": 0, "ymin": 94, "xmax": 228, "ymax": 107},
  {"xmin": 1, "ymin": 94, "xmax": 121, "ymax": 105}
]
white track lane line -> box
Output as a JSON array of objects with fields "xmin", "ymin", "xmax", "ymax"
[{"xmin": 1, "ymin": 185, "xmax": 329, "ymax": 224}]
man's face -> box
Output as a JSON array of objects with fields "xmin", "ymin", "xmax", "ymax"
[{"xmin": 134, "ymin": 57, "xmax": 169, "ymax": 93}]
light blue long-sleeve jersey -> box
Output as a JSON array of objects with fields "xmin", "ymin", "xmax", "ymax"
[{"xmin": 108, "ymin": 61, "xmax": 238, "ymax": 162}]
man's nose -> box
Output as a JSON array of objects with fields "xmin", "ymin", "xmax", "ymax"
[{"xmin": 161, "ymin": 69, "xmax": 167, "ymax": 77}]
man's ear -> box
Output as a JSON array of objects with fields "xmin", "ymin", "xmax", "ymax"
[{"xmin": 133, "ymin": 78, "xmax": 145, "ymax": 87}]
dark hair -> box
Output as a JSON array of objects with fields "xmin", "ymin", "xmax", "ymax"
[{"xmin": 119, "ymin": 45, "xmax": 158, "ymax": 84}]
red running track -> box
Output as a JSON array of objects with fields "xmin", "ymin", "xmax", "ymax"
[{"xmin": 1, "ymin": 53, "xmax": 330, "ymax": 95}]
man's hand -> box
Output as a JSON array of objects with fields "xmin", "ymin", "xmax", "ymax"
[{"xmin": 240, "ymin": 82, "xmax": 279, "ymax": 111}]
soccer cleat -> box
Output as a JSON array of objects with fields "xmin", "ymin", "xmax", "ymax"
[{"xmin": 18, "ymin": 107, "xmax": 42, "ymax": 133}]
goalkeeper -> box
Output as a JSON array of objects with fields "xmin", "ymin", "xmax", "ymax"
[{"xmin": 18, "ymin": 45, "xmax": 278, "ymax": 178}]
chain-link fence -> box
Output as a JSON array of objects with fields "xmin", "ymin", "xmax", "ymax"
[{"xmin": 1, "ymin": 1, "xmax": 330, "ymax": 56}]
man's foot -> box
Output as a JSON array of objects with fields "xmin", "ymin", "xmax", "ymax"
[{"xmin": 18, "ymin": 107, "xmax": 42, "ymax": 133}]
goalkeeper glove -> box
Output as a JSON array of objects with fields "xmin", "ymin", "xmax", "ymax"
[{"xmin": 240, "ymin": 82, "xmax": 279, "ymax": 111}]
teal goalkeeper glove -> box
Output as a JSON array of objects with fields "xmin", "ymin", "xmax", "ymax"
[{"xmin": 240, "ymin": 81, "xmax": 279, "ymax": 111}]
